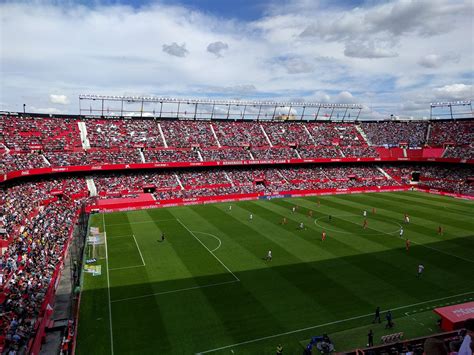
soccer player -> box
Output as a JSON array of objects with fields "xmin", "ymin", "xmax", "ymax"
[
  {"xmin": 322, "ymin": 231, "xmax": 326, "ymax": 241},
  {"xmin": 404, "ymin": 213, "xmax": 410, "ymax": 224},
  {"xmin": 405, "ymin": 238, "xmax": 410, "ymax": 252},
  {"xmin": 281, "ymin": 217, "xmax": 287, "ymax": 225},
  {"xmin": 292, "ymin": 206, "xmax": 296, "ymax": 213},
  {"xmin": 308, "ymin": 210, "xmax": 313, "ymax": 218},
  {"xmin": 417, "ymin": 264, "xmax": 424, "ymax": 278},
  {"xmin": 363, "ymin": 219, "xmax": 368, "ymax": 229},
  {"xmin": 329, "ymin": 215, "xmax": 332, "ymax": 222},
  {"xmin": 372, "ymin": 207, "xmax": 376, "ymax": 214},
  {"xmin": 363, "ymin": 210, "xmax": 367, "ymax": 217},
  {"xmin": 372, "ymin": 306, "xmax": 381, "ymax": 323},
  {"xmin": 385, "ymin": 310, "xmax": 394, "ymax": 329},
  {"xmin": 367, "ymin": 329, "xmax": 374, "ymax": 347},
  {"xmin": 161, "ymin": 232, "xmax": 165, "ymax": 242},
  {"xmin": 228, "ymin": 205, "xmax": 232, "ymax": 212},
  {"xmin": 299, "ymin": 222, "xmax": 305, "ymax": 230},
  {"xmin": 438, "ymin": 225, "xmax": 443, "ymax": 235},
  {"xmin": 317, "ymin": 200, "xmax": 320, "ymax": 207},
  {"xmin": 400, "ymin": 227, "xmax": 404, "ymax": 237},
  {"xmin": 266, "ymin": 250, "xmax": 272, "ymax": 261}
]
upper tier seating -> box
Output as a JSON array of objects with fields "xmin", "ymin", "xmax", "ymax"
[
  {"xmin": 360, "ymin": 121, "xmax": 428, "ymax": 147},
  {"xmin": 1, "ymin": 116, "xmax": 82, "ymax": 151}
]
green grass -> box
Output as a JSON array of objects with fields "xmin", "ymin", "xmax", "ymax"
[{"xmin": 76, "ymin": 191, "xmax": 474, "ymax": 354}]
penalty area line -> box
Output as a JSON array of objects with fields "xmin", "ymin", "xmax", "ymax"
[{"xmin": 196, "ymin": 291, "xmax": 474, "ymax": 354}]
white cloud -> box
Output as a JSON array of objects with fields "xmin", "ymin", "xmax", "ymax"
[
  {"xmin": 49, "ymin": 94, "xmax": 69, "ymax": 105},
  {"xmin": 433, "ymin": 84, "xmax": 473, "ymax": 100},
  {"xmin": 334, "ymin": 91, "xmax": 356, "ymax": 104},
  {"xmin": 417, "ymin": 54, "xmax": 460, "ymax": 68},
  {"xmin": 207, "ymin": 41, "xmax": 229, "ymax": 57},
  {"xmin": 162, "ymin": 42, "xmax": 189, "ymax": 57},
  {"xmin": 344, "ymin": 42, "xmax": 398, "ymax": 59}
]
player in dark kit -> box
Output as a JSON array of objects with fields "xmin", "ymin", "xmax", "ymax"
[
  {"xmin": 367, "ymin": 329, "xmax": 374, "ymax": 347},
  {"xmin": 161, "ymin": 232, "xmax": 165, "ymax": 242},
  {"xmin": 373, "ymin": 306, "xmax": 381, "ymax": 323}
]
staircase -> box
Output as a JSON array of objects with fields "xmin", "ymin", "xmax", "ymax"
[
  {"xmin": 158, "ymin": 123, "xmax": 168, "ymax": 148},
  {"xmin": 42, "ymin": 154, "xmax": 51, "ymax": 166},
  {"xmin": 425, "ymin": 123, "xmax": 432, "ymax": 145},
  {"xmin": 175, "ymin": 174, "xmax": 184, "ymax": 190},
  {"xmin": 196, "ymin": 150, "xmax": 204, "ymax": 162},
  {"xmin": 402, "ymin": 148, "xmax": 407, "ymax": 158},
  {"xmin": 139, "ymin": 149, "xmax": 146, "ymax": 163},
  {"xmin": 294, "ymin": 148, "xmax": 302, "ymax": 159},
  {"xmin": 86, "ymin": 178, "xmax": 98, "ymax": 196},
  {"xmin": 441, "ymin": 146, "xmax": 450, "ymax": 158},
  {"xmin": 356, "ymin": 125, "xmax": 371, "ymax": 145},
  {"xmin": 260, "ymin": 125, "xmax": 273, "ymax": 147},
  {"xmin": 248, "ymin": 150, "xmax": 255, "ymax": 160},
  {"xmin": 209, "ymin": 124, "xmax": 221, "ymax": 147},
  {"xmin": 77, "ymin": 122, "xmax": 91, "ymax": 149},
  {"xmin": 303, "ymin": 125, "xmax": 316, "ymax": 144},
  {"xmin": 224, "ymin": 172, "xmax": 234, "ymax": 186},
  {"xmin": 376, "ymin": 165, "xmax": 394, "ymax": 180}
]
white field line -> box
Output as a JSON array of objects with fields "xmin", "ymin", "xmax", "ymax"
[
  {"xmin": 177, "ymin": 219, "xmax": 240, "ymax": 282},
  {"xmin": 105, "ymin": 218, "xmax": 176, "ymax": 227},
  {"xmin": 132, "ymin": 234, "xmax": 146, "ymax": 266},
  {"xmin": 107, "ymin": 234, "xmax": 135, "ymax": 239},
  {"xmin": 102, "ymin": 214, "xmax": 115, "ymax": 355},
  {"xmin": 192, "ymin": 231, "xmax": 222, "ymax": 252},
  {"xmin": 314, "ymin": 213, "xmax": 473, "ymax": 264},
  {"xmin": 109, "ymin": 265, "xmax": 145, "ymax": 271},
  {"xmin": 196, "ymin": 291, "xmax": 474, "ymax": 354},
  {"xmin": 111, "ymin": 279, "xmax": 239, "ymax": 303}
]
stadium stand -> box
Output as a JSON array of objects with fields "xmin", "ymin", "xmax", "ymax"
[{"xmin": 1, "ymin": 113, "xmax": 473, "ymax": 352}]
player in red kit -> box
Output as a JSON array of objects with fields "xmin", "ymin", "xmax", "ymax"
[
  {"xmin": 322, "ymin": 231, "xmax": 326, "ymax": 241},
  {"xmin": 363, "ymin": 219, "xmax": 368, "ymax": 229},
  {"xmin": 405, "ymin": 239, "xmax": 410, "ymax": 252},
  {"xmin": 438, "ymin": 226, "xmax": 443, "ymax": 235}
]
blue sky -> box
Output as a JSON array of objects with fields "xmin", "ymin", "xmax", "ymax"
[{"xmin": 0, "ymin": 0, "xmax": 472, "ymax": 118}]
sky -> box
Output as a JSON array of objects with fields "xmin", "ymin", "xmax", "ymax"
[{"xmin": 0, "ymin": 0, "xmax": 473, "ymax": 118}]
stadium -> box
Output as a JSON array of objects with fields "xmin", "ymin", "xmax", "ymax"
[{"xmin": 1, "ymin": 1, "xmax": 473, "ymax": 355}]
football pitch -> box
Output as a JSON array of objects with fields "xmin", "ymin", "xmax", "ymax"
[{"xmin": 76, "ymin": 191, "xmax": 474, "ymax": 354}]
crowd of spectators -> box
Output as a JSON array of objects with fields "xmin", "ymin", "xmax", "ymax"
[
  {"xmin": 212, "ymin": 121, "xmax": 269, "ymax": 147},
  {"xmin": 251, "ymin": 147, "xmax": 298, "ymax": 160},
  {"xmin": 85, "ymin": 119, "xmax": 164, "ymax": 148},
  {"xmin": 361, "ymin": 121, "xmax": 428, "ymax": 147},
  {"xmin": 305, "ymin": 123, "xmax": 364, "ymax": 146},
  {"xmin": 200, "ymin": 148, "xmax": 251, "ymax": 161},
  {"xmin": 1, "ymin": 153, "xmax": 48, "ymax": 174},
  {"xmin": 341, "ymin": 146, "xmax": 379, "ymax": 158},
  {"xmin": 1, "ymin": 116, "xmax": 82, "ymax": 151},
  {"xmin": 161, "ymin": 120, "xmax": 217, "ymax": 148},
  {"xmin": 428, "ymin": 121, "xmax": 473, "ymax": 146},
  {"xmin": 45, "ymin": 149, "xmax": 143, "ymax": 166},
  {"xmin": 1, "ymin": 175, "xmax": 82, "ymax": 353},
  {"xmin": 443, "ymin": 146, "xmax": 474, "ymax": 160},
  {"xmin": 297, "ymin": 146, "xmax": 342, "ymax": 159},
  {"xmin": 144, "ymin": 149, "xmax": 199, "ymax": 163},
  {"xmin": 383, "ymin": 164, "xmax": 473, "ymax": 195},
  {"xmin": 262, "ymin": 122, "xmax": 314, "ymax": 146}
]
